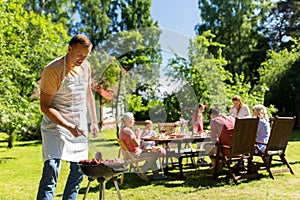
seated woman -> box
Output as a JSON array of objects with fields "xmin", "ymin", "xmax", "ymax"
[
  {"xmin": 119, "ymin": 112, "xmax": 167, "ymax": 180},
  {"xmin": 229, "ymin": 95, "xmax": 251, "ymax": 118},
  {"xmin": 252, "ymin": 104, "xmax": 271, "ymax": 154},
  {"xmin": 140, "ymin": 120, "xmax": 166, "ymax": 157}
]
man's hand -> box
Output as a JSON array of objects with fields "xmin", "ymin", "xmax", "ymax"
[
  {"xmin": 90, "ymin": 122, "xmax": 99, "ymax": 138},
  {"xmin": 66, "ymin": 124, "xmax": 83, "ymax": 138}
]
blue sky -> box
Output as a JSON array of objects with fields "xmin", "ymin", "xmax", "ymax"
[
  {"xmin": 149, "ymin": 1, "xmax": 202, "ymax": 96},
  {"xmin": 151, "ymin": 0, "xmax": 200, "ymax": 37}
]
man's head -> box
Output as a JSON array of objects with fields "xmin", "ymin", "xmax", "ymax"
[
  {"xmin": 67, "ymin": 34, "xmax": 93, "ymax": 67},
  {"xmin": 69, "ymin": 34, "xmax": 93, "ymax": 47},
  {"xmin": 209, "ymin": 107, "xmax": 220, "ymax": 119}
]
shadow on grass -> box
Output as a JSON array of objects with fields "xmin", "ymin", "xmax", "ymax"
[
  {"xmin": 15, "ymin": 140, "xmax": 42, "ymax": 147},
  {"xmin": 0, "ymin": 157, "xmax": 16, "ymax": 164},
  {"xmin": 78, "ymin": 153, "xmax": 300, "ymax": 196},
  {"xmin": 0, "ymin": 140, "xmax": 42, "ymax": 149},
  {"xmin": 79, "ymin": 165, "xmax": 265, "ymax": 196},
  {"xmin": 78, "ymin": 173, "xmax": 150, "ymax": 195}
]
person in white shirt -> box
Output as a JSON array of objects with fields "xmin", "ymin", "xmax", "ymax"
[
  {"xmin": 140, "ymin": 120, "xmax": 166, "ymax": 157},
  {"xmin": 229, "ymin": 95, "xmax": 251, "ymax": 118}
]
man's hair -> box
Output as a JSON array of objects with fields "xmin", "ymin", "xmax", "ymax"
[
  {"xmin": 209, "ymin": 107, "xmax": 220, "ymax": 116},
  {"xmin": 69, "ymin": 34, "xmax": 92, "ymax": 48}
]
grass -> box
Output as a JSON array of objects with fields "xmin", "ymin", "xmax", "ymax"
[{"xmin": 0, "ymin": 129, "xmax": 300, "ymax": 200}]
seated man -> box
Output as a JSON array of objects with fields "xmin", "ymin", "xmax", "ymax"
[
  {"xmin": 140, "ymin": 120, "xmax": 166, "ymax": 157},
  {"xmin": 119, "ymin": 112, "xmax": 167, "ymax": 180},
  {"xmin": 206, "ymin": 107, "xmax": 235, "ymax": 171}
]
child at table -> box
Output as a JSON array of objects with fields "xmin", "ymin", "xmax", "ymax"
[
  {"xmin": 140, "ymin": 120, "xmax": 166, "ymax": 157},
  {"xmin": 192, "ymin": 104, "xmax": 208, "ymax": 165}
]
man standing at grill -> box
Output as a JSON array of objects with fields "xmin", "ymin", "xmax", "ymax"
[{"xmin": 37, "ymin": 34, "xmax": 99, "ymax": 200}]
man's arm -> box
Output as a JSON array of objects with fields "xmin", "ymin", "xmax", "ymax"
[
  {"xmin": 209, "ymin": 120, "xmax": 219, "ymax": 144},
  {"xmin": 40, "ymin": 91, "xmax": 80, "ymax": 137},
  {"xmin": 86, "ymin": 66, "xmax": 99, "ymax": 137}
]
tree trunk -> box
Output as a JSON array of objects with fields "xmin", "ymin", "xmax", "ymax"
[
  {"xmin": 99, "ymin": 95, "xmax": 103, "ymax": 131},
  {"xmin": 295, "ymin": 93, "xmax": 300, "ymax": 128},
  {"xmin": 8, "ymin": 130, "xmax": 13, "ymax": 149},
  {"xmin": 115, "ymin": 70, "xmax": 123, "ymax": 138}
]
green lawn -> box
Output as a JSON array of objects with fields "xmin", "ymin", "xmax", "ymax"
[{"xmin": 0, "ymin": 129, "xmax": 299, "ymax": 200}]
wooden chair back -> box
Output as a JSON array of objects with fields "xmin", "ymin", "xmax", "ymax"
[
  {"xmin": 266, "ymin": 116, "xmax": 296, "ymax": 154},
  {"xmin": 231, "ymin": 117, "xmax": 259, "ymax": 156},
  {"xmin": 214, "ymin": 117, "xmax": 260, "ymax": 184},
  {"xmin": 254, "ymin": 116, "xmax": 296, "ymax": 179}
]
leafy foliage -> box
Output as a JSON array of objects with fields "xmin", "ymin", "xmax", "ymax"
[
  {"xmin": 165, "ymin": 31, "xmax": 269, "ymax": 125},
  {"xmin": 266, "ymin": 0, "xmax": 300, "ymax": 50},
  {"xmin": 0, "ymin": 0, "xmax": 69, "ymax": 146},
  {"xmin": 196, "ymin": 0, "xmax": 271, "ymax": 85},
  {"xmin": 23, "ymin": 0, "xmax": 72, "ymax": 27},
  {"xmin": 259, "ymin": 38, "xmax": 300, "ymax": 124}
]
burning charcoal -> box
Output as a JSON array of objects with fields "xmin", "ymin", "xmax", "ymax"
[{"xmin": 95, "ymin": 151, "xmax": 103, "ymax": 161}]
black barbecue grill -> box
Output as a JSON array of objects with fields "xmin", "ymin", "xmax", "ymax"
[{"xmin": 78, "ymin": 163, "xmax": 127, "ymax": 200}]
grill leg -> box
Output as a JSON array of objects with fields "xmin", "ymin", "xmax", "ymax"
[
  {"xmin": 83, "ymin": 177, "xmax": 94, "ymax": 200},
  {"xmin": 99, "ymin": 181, "xmax": 105, "ymax": 200},
  {"xmin": 98, "ymin": 178, "xmax": 105, "ymax": 200},
  {"xmin": 113, "ymin": 179, "xmax": 122, "ymax": 200}
]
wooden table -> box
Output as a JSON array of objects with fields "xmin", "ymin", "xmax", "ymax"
[{"xmin": 143, "ymin": 135, "xmax": 211, "ymax": 179}]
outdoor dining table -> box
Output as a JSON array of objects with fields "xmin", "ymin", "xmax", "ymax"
[{"xmin": 142, "ymin": 134, "xmax": 211, "ymax": 179}]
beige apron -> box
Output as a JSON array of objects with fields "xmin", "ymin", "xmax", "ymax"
[{"xmin": 41, "ymin": 56, "xmax": 89, "ymax": 162}]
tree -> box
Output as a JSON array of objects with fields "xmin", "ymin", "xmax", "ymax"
[
  {"xmin": 266, "ymin": 0, "xmax": 300, "ymax": 50},
  {"xmin": 23, "ymin": 0, "xmax": 73, "ymax": 28},
  {"xmin": 166, "ymin": 31, "xmax": 229, "ymax": 118},
  {"xmin": 0, "ymin": 0, "xmax": 69, "ymax": 147},
  {"xmin": 72, "ymin": 0, "xmax": 162, "ymax": 134},
  {"xmin": 195, "ymin": 0, "xmax": 272, "ymax": 85},
  {"xmin": 72, "ymin": 0, "xmax": 114, "ymax": 45},
  {"xmin": 259, "ymin": 39, "xmax": 300, "ymax": 125},
  {"xmin": 166, "ymin": 31, "xmax": 268, "ymax": 124}
]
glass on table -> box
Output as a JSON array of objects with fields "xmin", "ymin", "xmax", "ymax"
[
  {"xmin": 159, "ymin": 129, "xmax": 166, "ymax": 138},
  {"xmin": 201, "ymin": 130, "xmax": 210, "ymax": 137}
]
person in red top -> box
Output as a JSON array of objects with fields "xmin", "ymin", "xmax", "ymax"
[
  {"xmin": 206, "ymin": 107, "xmax": 235, "ymax": 170},
  {"xmin": 119, "ymin": 112, "xmax": 167, "ymax": 180},
  {"xmin": 192, "ymin": 104, "xmax": 205, "ymax": 134},
  {"xmin": 192, "ymin": 104, "xmax": 208, "ymax": 165}
]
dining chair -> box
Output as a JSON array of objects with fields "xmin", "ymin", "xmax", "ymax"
[
  {"xmin": 117, "ymin": 139, "xmax": 149, "ymax": 184},
  {"xmin": 213, "ymin": 117, "xmax": 260, "ymax": 184},
  {"xmin": 254, "ymin": 116, "xmax": 296, "ymax": 179}
]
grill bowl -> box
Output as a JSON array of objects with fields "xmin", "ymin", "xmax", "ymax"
[{"xmin": 78, "ymin": 164, "xmax": 127, "ymax": 179}]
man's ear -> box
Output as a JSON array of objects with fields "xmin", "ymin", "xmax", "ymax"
[{"xmin": 68, "ymin": 45, "xmax": 72, "ymax": 53}]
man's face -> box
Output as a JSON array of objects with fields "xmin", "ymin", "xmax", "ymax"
[{"xmin": 68, "ymin": 43, "xmax": 92, "ymax": 67}]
